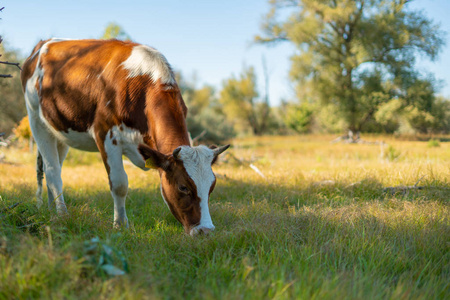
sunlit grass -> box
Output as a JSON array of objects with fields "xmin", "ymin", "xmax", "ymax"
[{"xmin": 0, "ymin": 135, "xmax": 449, "ymax": 299}]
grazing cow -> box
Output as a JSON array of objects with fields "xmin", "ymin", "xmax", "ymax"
[{"xmin": 20, "ymin": 38, "xmax": 229, "ymax": 236}]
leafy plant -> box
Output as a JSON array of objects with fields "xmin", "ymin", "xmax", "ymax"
[
  {"xmin": 81, "ymin": 236, "xmax": 129, "ymax": 277},
  {"xmin": 383, "ymin": 145, "xmax": 401, "ymax": 162}
]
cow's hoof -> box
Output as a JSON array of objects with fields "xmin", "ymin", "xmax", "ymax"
[
  {"xmin": 113, "ymin": 219, "xmax": 129, "ymax": 229},
  {"xmin": 56, "ymin": 204, "xmax": 68, "ymax": 216}
]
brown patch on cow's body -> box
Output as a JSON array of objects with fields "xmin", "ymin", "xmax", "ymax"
[{"xmin": 37, "ymin": 40, "xmax": 133, "ymax": 134}]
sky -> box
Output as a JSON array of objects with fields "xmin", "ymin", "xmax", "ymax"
[{"xmin": 1, "ymin": 0, "xmax": 449, "ymax": 106}]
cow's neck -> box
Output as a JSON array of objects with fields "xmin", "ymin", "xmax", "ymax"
[
  {"xmin": 154, "ymin": 126, "xmax": 190, "ymax": 155},
  {"xmin": 146, "ymin": 90, "xmax": 190, "ymax": 155}
]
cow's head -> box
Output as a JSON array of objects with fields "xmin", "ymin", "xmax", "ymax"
[{"xmin": 138, "ymin": 144, "xmax": 229, "ymax": 236}]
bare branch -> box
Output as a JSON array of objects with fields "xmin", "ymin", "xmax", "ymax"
[
  {"xmin": 0, "ymin": 60, "xmax": 22, "ymax": 71},
  {"xmin": 192, "ymin": 130, "xmax": 207, "ymax": 144},
  {"xmin": 0, "ymin": 202, "xmax": 21, "ymax": 213},
  {"xmin": 254, "ymin": 35, "xmax": 290, "ymax": 45},
  {"xmin": 383, "ymin": 175, "xmax": 449, "ymax": 196},
  {"xmin": 414, "ymin": 175, "xmax": 426, "ymax": 187},
  {"xmin": 383, "ymin": 185, "xmax": 425, "ymax": 195},
  {"xmin": 0, "ymin": 74, "xmax": 12, "ymax": 78}
]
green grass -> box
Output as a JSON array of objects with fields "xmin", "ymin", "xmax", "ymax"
[{"xmin": 0, "ymin": 136, "xmax": 449, "ymax": 299}]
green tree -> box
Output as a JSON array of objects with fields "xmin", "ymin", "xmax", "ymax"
[
  {"xmin": 176, "ymin": 72, "xmax": 235, "ymax": 143},
  {"xmin": 283, "ymin": 102, "xmax": 314, "ymax": 133},
  {"xmin": 219, "ymin": 67, "xmax": 270, "ymax": 135},
  {"xmin": 101, "ymin": 22, "xmax": 131, "ymax": 40},
  {"xmin": 256, "ymin": 0, "xmax": 445, "ymax": 132}
]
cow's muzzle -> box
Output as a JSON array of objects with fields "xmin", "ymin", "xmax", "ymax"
[{"xmin": 189, "ymin": 225, "xmax": 215, "ymax": 236}]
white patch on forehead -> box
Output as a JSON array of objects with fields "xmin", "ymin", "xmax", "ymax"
[
  {"xmin": 178, "ymin": 146, "xmax": 216, "ymax": 229},
  {"xmin": 121, "ymin": 45, "xmax": 175, "ymax": 85}
]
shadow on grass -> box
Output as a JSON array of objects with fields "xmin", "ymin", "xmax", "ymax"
[
  {"xmin": 1, "ymin": 174, "xmax": 447, "ymax": 238},
  {"xmin": 0, "ymin": 183, "xmax": 180, "ymax": 237},
  {"xmin": 213, "ymin": 175, "xmax": 449, "ymax": 209}
]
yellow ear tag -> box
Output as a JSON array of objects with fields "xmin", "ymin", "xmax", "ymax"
[{"xmin": 145, "ymin": 159, "xmax": 158, "ymax": 169}]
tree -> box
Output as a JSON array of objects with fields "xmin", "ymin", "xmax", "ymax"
[
  {"xmin": 176, "ymin": 72, "xmax": 235, "ymax": 143},
  {"xmin": 101, "ymin": 22, "xmax": 131, "ymax": 40},
  {"xmin": 256, "ymin": 0, "xmax": 445, "ymax": 132},
  {"xmin": 219, "ymin": 67, "xmax": 271, "ymax": 135},
  {"xmin": 0, "ymin": 44, "xmax": 26, "ymax": 134},
  {"xmin": 0, "ymin": 6, "xmax": 26, "ymax": 136}
]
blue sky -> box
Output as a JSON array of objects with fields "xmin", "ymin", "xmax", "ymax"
[{"xmin": 1, "ymin": 0, "xmax": 449, "ymax": 105}]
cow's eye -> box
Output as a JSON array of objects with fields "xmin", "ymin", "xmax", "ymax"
[{"xmin": 178, "ymin": 185, "xmax": 189, "ymax": 194}]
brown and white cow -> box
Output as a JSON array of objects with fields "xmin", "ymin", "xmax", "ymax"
[{"xmin": 20, "ymin": 38, "xmax": 229, "ymax": 236}]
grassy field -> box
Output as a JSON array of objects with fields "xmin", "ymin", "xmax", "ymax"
[{"xmin": 0, "ymin": 135, "xmax": 449, "ymax": 299}]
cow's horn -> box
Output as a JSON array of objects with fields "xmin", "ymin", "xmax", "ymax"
[
  {"xmin": 213, "ymin": 144, "xmax": 230, "ymax": 156},
  {"xmin": 173, "ymin": 147, "xmax": 182, "ymax": 159}
]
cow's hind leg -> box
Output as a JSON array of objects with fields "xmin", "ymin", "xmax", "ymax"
[
  {"xmin": 96, "ymin": 131, "xmax": 129, "ymax": 228},
  {"xmin": 30, "ymin": 121, "xmax": 68, "ymax": 215},
  {"xmin": 45, "ymin": 142, "xmax": 69, "ymax": 208}
]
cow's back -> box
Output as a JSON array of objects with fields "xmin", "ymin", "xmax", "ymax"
[{"xmin": 22, "ymin": 39, "xmax": 138, "ymax": 133}]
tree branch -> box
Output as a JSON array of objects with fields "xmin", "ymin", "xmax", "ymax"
[
  {"xmin": 254, "ymin": 35, "xmax": 290, "ymax": 45},
  {"xmin": 0, "ymin": 202, "xmax": 21, "ymax": 213},
  {"xmin": 0, "ymin": 60, "xmax": 22, "ymax": 71}
]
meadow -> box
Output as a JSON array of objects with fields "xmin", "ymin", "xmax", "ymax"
[{"xmin": 0, "ymin": 135, "xmax": 448, "ymax": 299}]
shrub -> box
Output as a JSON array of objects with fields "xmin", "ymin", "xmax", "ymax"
[
  {"xmin": 13, "ymin": 116, "xmax": 32, "ymax": 140},
  {"xmin": 427, "ymin": 139, "xmax": 440, "ymax": 148},
  {"xmin": 283, "ymin": 103, "xmax": 314, "ymax": 134}
]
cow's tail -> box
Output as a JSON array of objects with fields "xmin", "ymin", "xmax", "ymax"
[{"xmin": 36, "ymin": 150, "xmax": 44, "ymax": 207}]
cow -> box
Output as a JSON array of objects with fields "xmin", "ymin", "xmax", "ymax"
[{"xmin": 20, "ymin": 38, "xmax": 229, "ymax": 236}]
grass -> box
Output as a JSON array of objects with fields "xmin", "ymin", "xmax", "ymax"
[{"xmin": 0, "ymin": 135, "xmax": 449, "ymax": 299}]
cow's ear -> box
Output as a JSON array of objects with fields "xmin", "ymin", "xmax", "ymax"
[
  {"xmin": 209, "ymin": 144, "xmax": 230, "ymax": 165},
  {"xmin": 138, "ymin": 144, "xmax": 170, "ymax": 171}
]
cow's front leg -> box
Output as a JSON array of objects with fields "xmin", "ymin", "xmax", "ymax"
[{"xmin": 96, "ymin": 130, "xmax": 129, "ymax": 228}]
